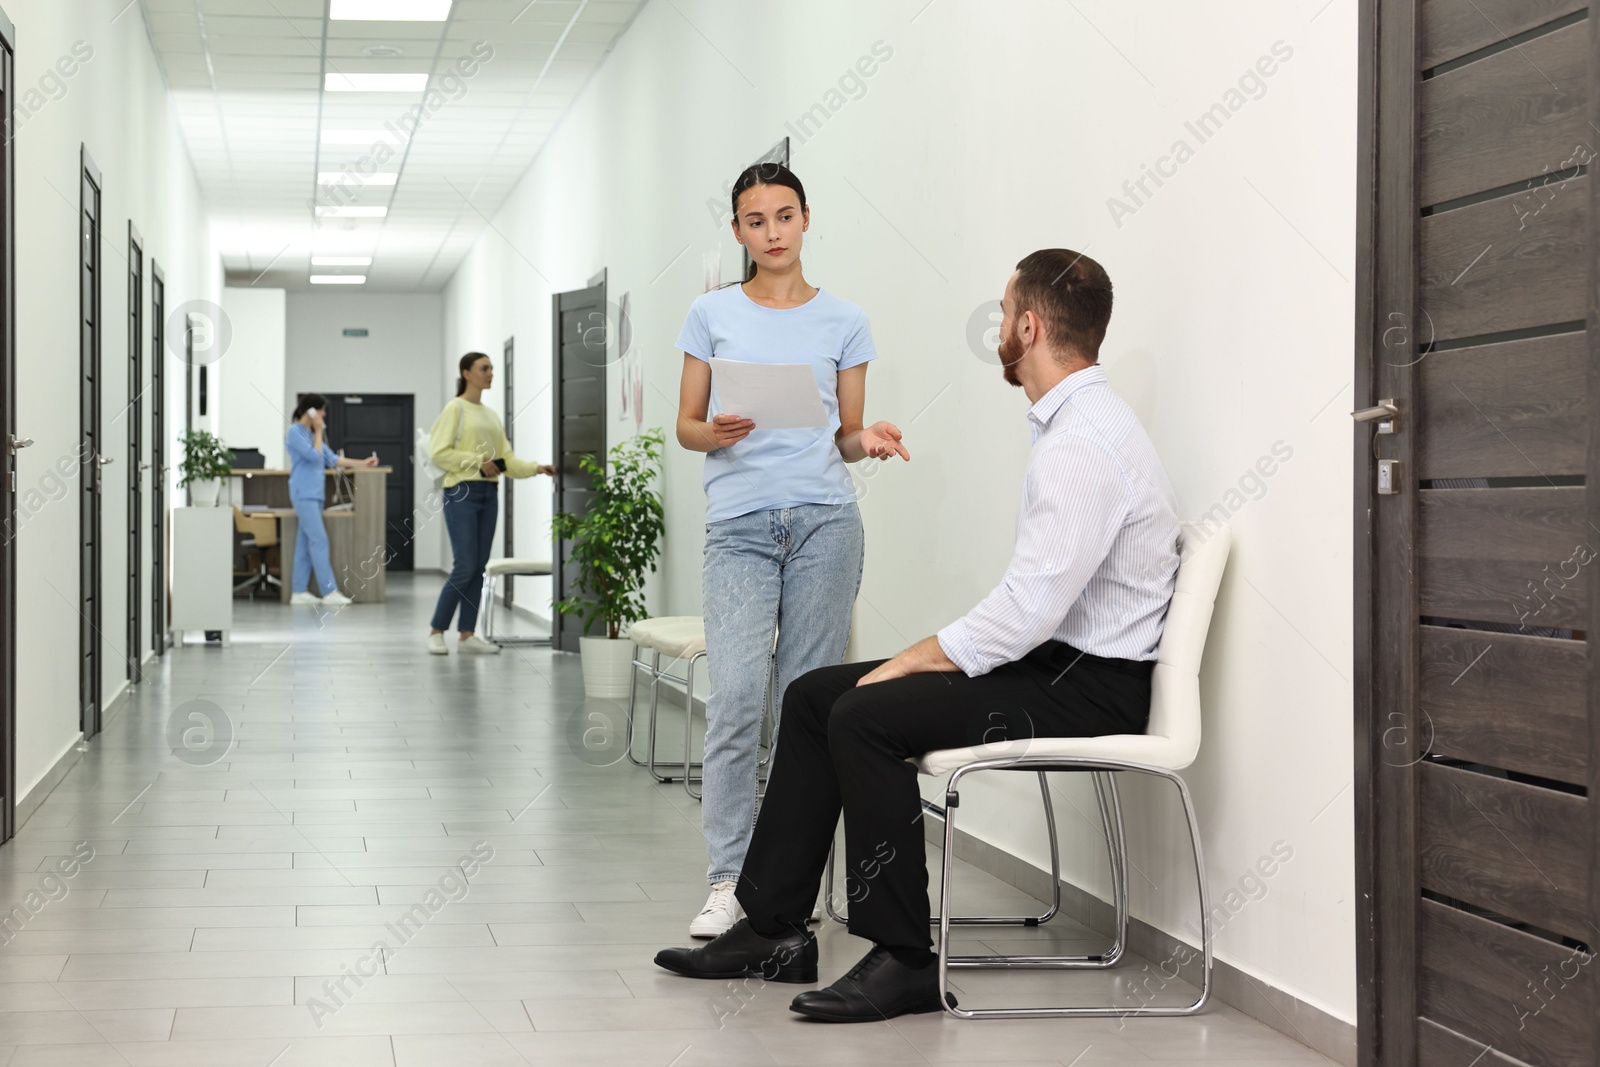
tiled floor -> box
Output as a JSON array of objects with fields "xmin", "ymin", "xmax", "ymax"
[{"xmin": 0, "ymin": 575, "xmax": 1336, "ymax": 1065}]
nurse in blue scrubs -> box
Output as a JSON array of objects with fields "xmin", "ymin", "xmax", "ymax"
[{"xmin": 285, "ymin": 393, "xmax": 377, "ymax": 606}]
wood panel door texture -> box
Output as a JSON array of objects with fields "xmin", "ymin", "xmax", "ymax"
[
  {"xmin": 1358, "ymin": 3, "xmax": 1600, "ymax": 1065},
  {"xmin": 551, "ymin": 280, "xmax": 607, "ymax": 654}
]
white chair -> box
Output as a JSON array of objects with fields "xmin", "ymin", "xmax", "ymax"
[
  {"xmin": 825, "ymin": 521, "xmax": 1231, "ymax": 1020},
  {"xmin": 625, "ymin": 616, "xmax": 708, "ymax": 785},
  {"xmin": 478, "ymin": 558, "xmax": 552, "ymax": 646}
]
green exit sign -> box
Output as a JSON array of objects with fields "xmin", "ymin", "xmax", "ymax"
[{"xmin": 342, "ymin": 328, "xmax": 369, "ymax": 337}]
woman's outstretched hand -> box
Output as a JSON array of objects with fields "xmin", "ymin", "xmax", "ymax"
[
  {"xmin": 860, "ymin": 421, "xmax": 910, "ymax": 461},
  {"xmin": 537, "ymin": 464, "xmax": 558, "ymax": 477}
]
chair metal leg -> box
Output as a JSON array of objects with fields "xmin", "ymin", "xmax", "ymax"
[
  {"xmin": 936, "ymin": 759, "xmax": 1212, "ymax": 1019},
  {"xmin": 625, "ymin": 650, "xmax": 648, "ymax": 768},
  {"xmin": 478, "ymin": 572, "xmax": 496, "ymax": 641},
  {"xmin": 1097, "ymin": 771, "xmax": 1131, "ymax": 964},
  {"xmin": 683, "ymin": 651, "xmax": 706, "ymax": 799}
]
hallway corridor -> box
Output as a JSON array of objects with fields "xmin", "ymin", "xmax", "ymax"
[{"xmin": 0, "ymin": 577, "xmax": 1327, "ymax": 1065}]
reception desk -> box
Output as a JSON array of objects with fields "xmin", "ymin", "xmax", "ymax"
[{"xmin": 230, "ymin": 467, "xmax": 391, "ymax": 603}]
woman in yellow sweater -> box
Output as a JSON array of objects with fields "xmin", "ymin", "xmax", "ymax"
[{"xmin": 426, "ymin": 351, "xmax": 556, "ymax": 655}]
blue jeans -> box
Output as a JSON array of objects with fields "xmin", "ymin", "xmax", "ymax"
[
  {"xmin": 431, "ymin": 480, "xmax": 499, "ymax": 633},
  {"xmin": 291, "ymin": 496, "xmax": 336, "ymax": 596},
  {"xmin": 701, "ymin": 501, "xmax": 864, "ymax": 884}
]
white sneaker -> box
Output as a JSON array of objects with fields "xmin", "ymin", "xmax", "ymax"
[
  {"xmin": 811, "ymin": 902, "xmax": 823, "ymax": 924},
  {"xmin": 458, "ymin": 634, "xmax": 501, "ymax": 655},
  {"xmin": 320, "ymin": 591, "xmax": 353, "ymax": 607},
  {"xmin": 289, "ymin": 592, "xmax": 320, "ymax": 606},
  {"xmin": 427, "ymin": 633, "xmax": 448, "ymax": 656},
  {"xmin": 690, "ymin": 881, "xmax": 743, "ymax": 940}
]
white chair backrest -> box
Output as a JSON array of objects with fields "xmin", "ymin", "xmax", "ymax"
[{"xmin": 1145, "ymin": 522, "xmax": 1232, "ymax": 765}]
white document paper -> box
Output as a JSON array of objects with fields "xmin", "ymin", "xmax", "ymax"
[{"xmin": 710, "ymin": 359, "xmax": 828, "ymax": 430}]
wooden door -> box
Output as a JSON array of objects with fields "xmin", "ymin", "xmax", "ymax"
[
  {"xmin": 125, "ymin": 223, "xmax": 141, "ymax": 682},
  {"xmin": 1357, "ymin": 3, "xmax": 1598, "ymax": 1064},
  {"xmin": 552, "ymin": 278, "xmax": 608, "ymax": 652},
  {"xmin": 502, "ymin": 335, "xmax": 515, "ymax": 606},
  {"xmin": 323, "ymin": 393, "xmax": 414, "ymax": 571},
  {"xmin": 0, "ymin": 4, "xmax": 16, "ymax": 844},
  {"xmin": 78, "ymin": 147, "xmax": 102, "ymax": 740},
  {"xmin": 150, "ymin": 262, "xmax": 165, "ymax": 656}
]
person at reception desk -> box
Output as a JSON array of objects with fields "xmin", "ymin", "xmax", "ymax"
[
  {"xmin": 285, "ymin": 392, "xmax": 378, "ymax": 607},
  {"xmin": 425, "ymin": 352, "xmax": 556, "ymax": 656}
]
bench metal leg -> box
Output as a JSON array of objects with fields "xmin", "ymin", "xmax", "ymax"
[
  {"xmin": 639, "ymin": 649, "xmax": 703, "ymax": 784},
  {"xmin": 683, "ymin": 651, "xmax": 707, "ymax": 799}
]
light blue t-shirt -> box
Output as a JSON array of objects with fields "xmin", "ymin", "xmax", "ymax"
[
  {"xmin": 285, "ymin": 423, "xmax": 338, "ymax": 501},
  {"xmin": 677, "ymin": 285, "xmax": 876, "ymax": 523}
]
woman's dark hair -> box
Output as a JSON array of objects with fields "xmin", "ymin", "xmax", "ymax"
[
  {"xmin": 455, "ymin": 351, "xmax": 489, "ymax": 397},
  {"xmin": 730, "ymin": 162, "xmax": 807, "ymax": 282},
  {"xmin": 291, "ymin": 393, "xmax": 328, "ymax": 421},
  {"xmin": 1012, "ymin": 249, "xmax": 1114, "ymax": 362}
]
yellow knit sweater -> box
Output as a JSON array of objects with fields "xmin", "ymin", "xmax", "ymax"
[{"xmin": 427, "ymin": 398, "xmax": 540, "ymax": 487}]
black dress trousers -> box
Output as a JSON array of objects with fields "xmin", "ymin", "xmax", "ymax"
[{"xmin": 734, "ymin": 640, "xmax": 1153, "ymax": 951}]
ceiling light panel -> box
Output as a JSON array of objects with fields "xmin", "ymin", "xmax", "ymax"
[
  {"xmin": 310, "ymin": 275, "xmax": 368, "ymax": 284},
  {"xmin": 318, "ymin": 172, "xmax": 399, "ymax": 185},
  {"xmin": 325, "ymin": 73, "xmax": 429, "ymax": 92},
  {"xmin": 331, "ymin": 0, "xmax": 452, "ymax": 21}
]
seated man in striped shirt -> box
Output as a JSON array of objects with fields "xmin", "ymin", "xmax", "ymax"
[{"xmin": 655, "ymin": 248, "xmax": 1181, "ymax": 1022}]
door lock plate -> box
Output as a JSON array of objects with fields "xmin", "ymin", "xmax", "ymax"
[{"xmin": 1377, "ymin": 459, "xmax": 1400, "ymax": 495}]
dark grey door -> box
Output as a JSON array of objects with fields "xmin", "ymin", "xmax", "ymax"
[
  {"xmin": 79, "ymin": 146, "xmax": 102, "ymax": 740},
  {"xmin": 150, "ymin": 262, "xmax": 165, "ymax": 656},
  {"xmin": 1356, "ymin": 5, "xmax": 1600, "ymax": 1065},
  {"xmin": 125, "ymin": 223, "xmax": 142, "ymax": 682},
  {"xmin": 502, "ymin": 335, "xmax": 515, "ymax": 606},
  {"xmin": 0, "ymin": 5, "xmax": 17, "ymax": 844},
  {"xmin": 324, "ymin": 393, "xmax": 415, "ymax": 571},
  {"xmin": 552, "ymin": 278, "xmax": 608, "ymax": 653}
]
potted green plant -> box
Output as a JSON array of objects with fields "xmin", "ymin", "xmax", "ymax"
[
  {"xmin": 551, "ymin": 428, "xmax": 666, "ymax": 697},
  {"xmin": 179, "ymin": 429, "xmax": 233, "ymax": 507}
]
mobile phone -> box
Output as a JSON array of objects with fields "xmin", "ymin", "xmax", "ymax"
[{"xmin": 492, "ymin": 458, "xmax": 507, "ymax": 472}]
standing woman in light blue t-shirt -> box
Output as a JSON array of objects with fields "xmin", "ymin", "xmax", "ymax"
[{"xmin": 674, "ymin": 163, "xmax": 910, "ymax": 939}]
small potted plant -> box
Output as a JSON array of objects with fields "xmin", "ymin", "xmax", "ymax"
[
  {"xmin": 552, "ymin": 428, "xmax": 666, "ymax": 697},
  {"xmin": 180, "ymin": 429, "xmax": 233, "ymax": 507}
]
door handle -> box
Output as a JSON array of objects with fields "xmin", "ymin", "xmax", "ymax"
[
  {"xmin": 8, "ymin": 434, "xmax": 32, "ymax": 452},
  {"xmin": 96, "ymin": 455, "xmax": 114, "ymax": 466},
  {"xmin": 1351, "ymin": 398, "xmax": 1399, "ymax": 434},
  {"xmin": 139, "ymin": 461, "xmax": 151, "ymax": 471},
  {"xmin": 1353, "ymin": 399, "xmax": 1401, "ymax": 495}
]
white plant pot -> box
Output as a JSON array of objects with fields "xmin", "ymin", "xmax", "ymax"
[
  {"xmin": 189, "ymin": 479, "xmax": 222, "ymax": 507},
  {"xmin": 579, "ymin": 635, "xmax": 635, "ymax": 699}
]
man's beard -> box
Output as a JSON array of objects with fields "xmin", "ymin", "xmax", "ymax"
[{"xmin": 998, "ymin": 323, "xmax": 1024, "ymax": 387}]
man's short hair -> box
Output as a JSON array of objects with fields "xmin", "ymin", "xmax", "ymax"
[{"xmin": 1014, "ymin": 249, "xmax": 1114, "ymax": 362}]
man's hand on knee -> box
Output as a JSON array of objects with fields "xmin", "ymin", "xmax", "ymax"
[{"xmin": 856, "ymin": 636, "xmax": 960, "ymax": 687}]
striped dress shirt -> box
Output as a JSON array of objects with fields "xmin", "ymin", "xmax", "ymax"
[{"xmin": 937, "ymin": 365, "xmax": 1181, "ymax": 676}]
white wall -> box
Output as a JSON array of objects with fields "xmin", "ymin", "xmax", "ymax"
[
  {"xmin": 10, "ymin": 0, "xmax": 222, "ymax": 802},
  {"xmin": 284, "ymin": 291, "xmax": 445, "ymax": 569},
  {"xmin": 441, "ymin": 0, "xmax": 1358, "ymax": 1020},
  {"xmin": 219, "ymin": 287, "xmax": 286, "ymax": 469}
]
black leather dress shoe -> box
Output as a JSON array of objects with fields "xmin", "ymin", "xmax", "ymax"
[
  {"xmin": 789, "ymin": 946, "xmax": 956, "ymax": 1022},
  {"xmin": 654, "ymin": 919, "xmax": 818, "ymax": 983}
]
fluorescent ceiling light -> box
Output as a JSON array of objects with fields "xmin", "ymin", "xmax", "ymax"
[
  {"xmin": 312, "ymin": 256, "xmax": 373, "ymax": 266},
  {"xmin": 318, "ymin": 172, "xmax": 398, "ymax": 186},
  {"xmin": 321, "ymin": 129, "xmax": 399, "ymax": 144},
  {"xmin": 315, "ymin": 206, "xmax": 388, "ymax": 218},
  {"xmin": 330, "ymin": 0, "xmax": 451, "ymax": 19},
  {"xmin": 310, "ymin": 275, "xmax": 368, "ymax": 285},
  {"xmin": 325, "ymin": 73, "xmax": 428, "ymax": 93}
]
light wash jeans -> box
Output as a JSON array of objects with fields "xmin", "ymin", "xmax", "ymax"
[
  {"xmin": 701, "ymin": 501, "xmax": 864, "ymax": 884},
  {"xmin": 291, "ymin": 496, "xmax": 337, "ymax": 596}
]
